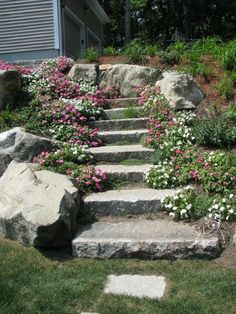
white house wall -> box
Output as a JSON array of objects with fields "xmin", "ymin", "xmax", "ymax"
[{"xmin": 0, "ymin": 0, "xmax": 59, "ymax": 61}]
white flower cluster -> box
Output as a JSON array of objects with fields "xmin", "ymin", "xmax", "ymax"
[
  {"xmin": 146, "ymin": 160, "xmax": 177, "ymax": 188},
  {"xmin": 174, "ymin": 111, "xmax": 196, "ymax": 126},
  {"xmin": 161, "ymin": 188, "xmax": 194, "ymax": 219},
  {"xmin": 63, "ymin": 98, "xmax": 104, "ymax": 119},
  {"xmin": 78, "ymin": 81, "xmax": 97, "ymax": 94},
  {"xmin": 208, "ymin": 194, "xmax": 236, "ymax": 221}
]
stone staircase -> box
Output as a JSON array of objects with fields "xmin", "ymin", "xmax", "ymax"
[{"xmin": 72, "ymin": 98, "xmax": 222, "ymax": 259}]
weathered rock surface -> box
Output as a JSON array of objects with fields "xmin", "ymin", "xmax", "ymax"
[
  {"xmin": 72, "ymin": 220, "xmax": 221, "ymax": 259},
  {"xmin": 88, "ymin": 144, "xmax": 154, "ymax": 163},
  {"xmin": 99, "ymin": 129, "xmax": 148, "ymax": 144},
  {"xmin": 106, "ymin": 97, "xmax": 140, "ymax": 109},
  {"xmin": 95, "ymin": 164, "xmax": 152, "ymax": 182},
  {"xmin": 0, "ymin": 160, "xmax": 81, "ymax": 247},
  {"xmin": 87, "ymin": 117, "xmax": 148, "ymax": 131},
  {"xmin": 84, "ymin": 188, "xmax": 178, "ymax": 215},
  {"xmin": 68, "ymin": 64, "xmax": 98, "ymax": 84},
  {"xmin": 0, "ymin": 70, "xmax": 21, "ymax": 108},
  {"xmin": 0, "ymin": 127, "xmax": 56, "ymax": 176},
  {"xmin": 156, "ymin": 71, "xmax": 205, "ymax": 109},
  {"xmin": 233, "ymin": 227, "xmax": 236, "ymax": 246},
  {"xmin": 99, "ymin": 64, "xmax": 160, "ymax": 97}
]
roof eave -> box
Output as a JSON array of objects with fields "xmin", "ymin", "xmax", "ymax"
[{"xmin": 84, "ymin": 0, "xmax": 110, "ymax": 24}]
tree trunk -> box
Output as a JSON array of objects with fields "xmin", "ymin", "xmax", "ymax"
[{"xmin": 125, "ymin": 0, "xmax": 131, "ymax": 44}]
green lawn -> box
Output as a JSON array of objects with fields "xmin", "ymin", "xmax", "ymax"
[{"xmin": 1, "ymin": 238, "xmax": 236, "ymax": 314}]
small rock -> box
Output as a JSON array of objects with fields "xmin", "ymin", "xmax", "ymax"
[
  {"xmin": 68, "ymin": 64, "xmax": 98, "ymax": 84},
  {"xmin": 0, "ymin": 127, "xmax": 57, "ymax": 176},
  {"xmin": 156, "ymin": 71, "xmax": 205, "ymax": 110},
  {"xmin": 104, "ymin": 274, "xmax": 166, "ymax": 299},
  {"xmin": 99, "ymin": 64, "xmax": 111, "ymax": 71},
  {"xmin": 0, "ymin": 160, "xmax": 81, "ymax": 247},
  {"xmin": 233, "ymin": 228, "xmax": 236, "ymax": 246},
  {"xmin": 0, "ymin": 70, "xmax": 21, "ymax": 108}
]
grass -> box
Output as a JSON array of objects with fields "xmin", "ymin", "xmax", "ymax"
[{"xmin": 1, "ymin": 238, "xmax": 236, "ymax": 314}]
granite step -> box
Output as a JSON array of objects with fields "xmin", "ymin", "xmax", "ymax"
[
  {"xmin": 87, "ymin": 118, "xmax": 148, "ymax": 131},
  {"xmin": 106, "ymin": 97, "xmax": 140, "ymax": 109},
  {"xmin": 83, "ymin": 188, "xmax": 178, "ymax": 216},
  {"xmin": 103, "ymin": 107, "xmax": 144, "ymax": 120},
  {"xmin": 72, "ymin": 220, "xmax": 221, "ymax": 259},
  {"xmin": 88, "ymin": 144, "xmax": 154, "ymax": 162},
  {"xmin": 95, "ymin": 164, "xmax": 152, "ymax": 182},
  {"xmin": 99, "ymin": 129, "xmax": 148, "ymax": 144}
]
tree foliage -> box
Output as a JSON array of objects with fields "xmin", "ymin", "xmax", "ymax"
[{"xmin": 99, "ymin": 0, "xmax": 236, "ymax": 46}]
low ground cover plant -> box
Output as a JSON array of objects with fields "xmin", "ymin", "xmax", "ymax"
[
  {"xmin": 0, "ymin": 57, "xmax": 108, "ymax": 193},
  {"xmin": 141, "ymin": 87, "xmax": 236, "ymax": 221}
]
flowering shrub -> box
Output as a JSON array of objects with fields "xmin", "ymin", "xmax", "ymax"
[
  {"xmin": 76, "ymin": 166, "xmax": 107, "ymax": 192},
  {"xmin": 208, "ymin": 193, "xmax": 236, "ymax": 221},
  {"xmin": 162, "ymin": 188, "xmax": 236, "ymax": 221},
  {"xmin": 146, "ymin": 160, "xmax": 177, "ymax": 188},
  {"xmin": 161, "ymin": 187, "xmax": 197, "ymax": 219},
  {"xmin": 34, "ymin": 143, "xmax": 92, "ymax": 166},
  {"xmin": 144, "ymin": 89, "xmax": 236, "ymax": 196}
]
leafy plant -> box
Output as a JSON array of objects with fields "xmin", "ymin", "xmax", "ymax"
[
  {"xmin": 217, "ymin": 78, "xmax": 234, "ymax": 99},
  {"xmin": 143, "ymin": 44, "xmax": 160, "ymax": 57},
  {"xmin": 86, "ymin": 47, "xmax": 98, "ymax": 63},
  {"xmin": 158, "ymin": 49, "xmax": 181, "ymax": 65},
  {"xmin": 123, "ymin": 39, "xmax": 147, "ymax": 64},
  {"xmin": 193, "ymin": 116, "xmax": 236, "ymax": 148},
  {"xmin": 104, "ymin": 46, "xmax": 117, "ymax": 56},
  {"xmin": 123, "ymin": 106, "xmax": 145, "ymax": 119},
  {"xmin": 185, "ymin": 62, "xmax": 210, "ymax": 80}
]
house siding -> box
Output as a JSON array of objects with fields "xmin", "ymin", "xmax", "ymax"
[
  {"xmin": 0, "ymin": 0, "xmax": 58, "ymax": 60},
  {"xmin": 65, "ymin": 0, "xmax": 103, "ymax": 55}
]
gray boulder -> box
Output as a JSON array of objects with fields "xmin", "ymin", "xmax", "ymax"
[
  {"xmin": 156, "ymin": 71, "xmax": 205, "ymax": 110},
  {"xmin": 0, "ymin": 127, "xmax": 57, "ymax": 176},
  {"xmin": 68, "ymin": 64, "xmax": 98, "ymax": 84},
  {"xmin": 0, "ymin": 160, "xmax": 81, "ymax": 247},
  {"xmin": 0, "ymin": 70, "xmax": 21, "ymax": 108},
  {"xmin": 99, "ymin": 64, "xmax": 160, "ymax": 97}
]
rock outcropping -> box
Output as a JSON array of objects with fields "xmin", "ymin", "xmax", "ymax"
[
  {"xmin": 0, "ymin": 161, "xmax": 81, "ymax": 247},
  {"xmin": 156, "ymin": 71, "xmax": 205, "ymax": 109},
  {"xmin": 99, "ymin": 64, "xmax": 160, "ymax": 97},
  {"xmin": 0, "ymin": 127, "xmax": 57, "ymax": 176}
]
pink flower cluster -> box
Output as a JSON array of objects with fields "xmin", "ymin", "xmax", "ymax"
[{"xmin": 76, "ymin": 166, "xmax": 107, "ymax": 192}]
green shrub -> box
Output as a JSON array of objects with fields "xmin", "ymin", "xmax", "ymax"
[
  {"xmin": 143, "ymin": 44, "xmax": 160, "ymax": 57},
  {"xmin": 104, "ymin": 46, "xmax": 117, "ymax": 56},
  {"xmin": 185, "ymin": 62, "xmax": 210, "ymax": 79},
  {"xmin": 0, "ymin": 106, "xmax": 20, "ymax": 132},
  {"xmin": 86, "ymin": 47, "xmax": 98, "ymax": 63},
  {"xmin": 193, "ymin": 116, "xmax": 236, "ymax": 148},
  {"xmin": 217, "ymin": 78, "xmax": 234, "ymax": 99},
  {"xmin": 158, "ymin": 50, "xmax": 181, "ymax": 65},
  {"xmin": 123, "ymin": 39, "xmax": 147, "ymax": 64}
]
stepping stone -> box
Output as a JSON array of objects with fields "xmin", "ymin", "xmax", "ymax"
[
  {"xmin": 99, "ymin": 129, "xmax": 148, "ymax": 144},
  {"xmin": 88, "ymin": 144, "xmax": 154, "ymax": 162},
  {"xmin": 72, "ymin": 220, "xmax": 221, "ymax": 259},
  {"xmin": 87, "ymin": 118, "xmax": 148, "ymax": 131},
  {"xmin": 106, "ymin": 97, "xmax": 139, "ymax": 108},
  {"xmin": 104, "ymin": 275, "xmax": 166, "ymax": 299},
  {"xmin": 103, "ymin": 107, "xmax": 144, "ymax": 119},
  {"xmin": 95, "ymin": 164, "xmax": 152, "ymax": 182},
  {"xmin": 84, "ymin": 188, "xmax": 179, "ymax": 215}
]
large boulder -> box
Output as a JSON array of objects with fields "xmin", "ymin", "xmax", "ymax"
[
  {"xmin": 0, "ymin": 160, "xmax": 81, "ymax": 247},
  {"xmin": 156, "ymin": 71, "xmax": 205, "ymax": 110},
  {"xmin": 0, "ymin": 127, "xmax": 57, "ymax": 176},
  {"xmin": 68, "ymin": 64, "xmax": 98, "ymax": 84},
  {"xmin": 99, "ymin": 64, "xmax": 160, "ymax": 97},
  {"xmin": 0, "ymin": 70, "xmax": 21, "ymax": 108}
]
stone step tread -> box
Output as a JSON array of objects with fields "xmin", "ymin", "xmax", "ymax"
[
  {"xmin": 84, "ymin": 188, "xmax": 177, "ymax": 202},
  {"xmin": 88, "ymin": 144, "xmax": 154, "ymax": 154},
  {"xmin": 72, "ymin": 220, "xmax": 221, "ymax": 259},
  {"xmin": 104, "ymin": 107, "xmax": 143, "ymax": 113},
  {"xmin": 98, "ymin": 129, "xmax": 148, "ymax": 136},
  {"xmin": 95, "ymin": 164, "xmax": 152, "ymax": 173},
  {"xmin": 106, "ymin": 98, "xmax": 140, "ymax": 109},
  {"xmin": 87, "ymin": 118, "xmax": 148, "ymax": 131}
]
